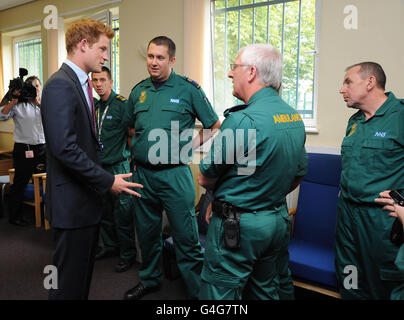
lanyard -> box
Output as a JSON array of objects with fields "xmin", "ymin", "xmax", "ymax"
[{"xmin": 97, "ymin": 104, "xmax": 110, "ymax": 142}]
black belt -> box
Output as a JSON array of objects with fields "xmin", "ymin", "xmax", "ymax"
[
  {"xmin": 137, "ymin": 162, "xmax": 186, "ymax": 171},
  {"xmin": 15, "ymin": 143, "xmax": 45, "ymax": 149},
  {"xmin": 212, "ymin": 200, "xmax": 273, "ymax": 217}
]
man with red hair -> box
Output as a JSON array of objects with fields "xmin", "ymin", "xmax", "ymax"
[{"xmin": 41, "ymin": 19, "xmax": 143, "ymax": 300}]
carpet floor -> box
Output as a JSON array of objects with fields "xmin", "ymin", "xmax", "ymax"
[{"xmin": 0, "ymin": 205, "xmax": 337, "ymax": 301}]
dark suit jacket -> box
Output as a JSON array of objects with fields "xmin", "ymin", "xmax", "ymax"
[{"xmin": 41, "ymin": 63, "xmax": 114, "ymax": 229}]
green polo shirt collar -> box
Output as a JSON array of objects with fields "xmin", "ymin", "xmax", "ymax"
[
  {"xmin": 374, "ymin": 92, "xmax": 397, "ymax": 117},
  {"xmin": 354, "ymin": 92, "xmax": 397, "ymax": 122},
  {"xmin": 98, "ymin": 90, "xmax": 117, "ymax": 108},
  {"xmin": 248, "ymin": 86, "xmax": 278, "ymax": 104},
  {"xmin": 143, "ymin": 69, "xmax": 177, "ymax": 90}
]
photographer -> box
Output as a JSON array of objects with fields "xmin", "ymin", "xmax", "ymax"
[{"xmin": 0, "ymin": 75, "xmax": 46, "ymax": 226}]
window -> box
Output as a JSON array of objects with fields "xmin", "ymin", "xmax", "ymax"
[
  {"xmin": 211, "ymin": 0, "xmax": 317, "ymax": 127},
  {"xmin": 111, "ymin": 18, "xmax": 120, "ymax": 93},
  {"xmin": 14, "ymin": 35, "xmax": 43, "ymax": 84},
  {"xmin": 91, "ymin": 10, "xmax": 119, "ymax": 93}
]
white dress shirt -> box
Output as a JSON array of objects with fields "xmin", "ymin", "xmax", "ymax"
[{"xmin": 64, "ymin": 59, "xmax": 92, "ymax": 112}]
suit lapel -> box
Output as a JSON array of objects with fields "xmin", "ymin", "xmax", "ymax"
[{"xmin": 61, "ymin": 63, "xmax": 97, "ymax": 141}]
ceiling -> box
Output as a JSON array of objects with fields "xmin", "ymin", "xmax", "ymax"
[{"xmin": 0, "ymin": 0, "xmax": 35, "ymax": 12}]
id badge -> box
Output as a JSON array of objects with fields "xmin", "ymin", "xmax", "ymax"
[{"xmin": 25, "ymin": 150, "xmax": 34, "ymax": 158}]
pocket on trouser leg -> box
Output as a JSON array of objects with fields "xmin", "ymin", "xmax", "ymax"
[
  {"xmin": 380, "ymin": 268, "xmax": 404, "ymax": 299},
  {"xmin": 199, "ymin": 268, "xmax": 241, "ymax": 300},
  {"xmin": 203, "ymin": 214, "xmax": 224, "ymax": 268},
  {"xmin": 131, "ymin": 167, "xmax": 148, "ymax": 200},
  {"xmin": 391, "ymin": 284, "xmax": 404, "ymax": 300},
  {"xmin": 380, "ymin": 268, "xmax": 404, "ymax": 282},
  {"xmin": 116, "ymin": 193, "xmax": 132, "ymax": 221},
  {"xmin": 169, "ymin": 208, "xmax": 203, "ymax": 298},
  {"xmin": 186, "ymin": 209, "xmax": 200, "ymax": 245},
  {"xmin": 170, "ymin": 208, "xmax": 200, "ymax": 246}
]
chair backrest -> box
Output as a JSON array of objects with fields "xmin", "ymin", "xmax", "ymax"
[
  {"xmin": 293, "ymin": 153, "xmax": 341, "ymax": 248},
  {"xmin": 195, "ymin": 191, "xmax": 214, "ymax": 236},
  {"xmin": 8, "ymin": 169, "xmax": 44, "ymax": 202}
]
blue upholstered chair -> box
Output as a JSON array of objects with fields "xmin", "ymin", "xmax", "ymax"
[{"xmin": 288, "ymin": 152, "xmax": 342, "ymax": 298}]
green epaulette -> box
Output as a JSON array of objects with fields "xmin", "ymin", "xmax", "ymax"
[
  {"xmin": 223, "ymin": 104, "xmax": 249, "ymax": 118},
  {"xmin": 131, "ymin": 79, "xmax": 147, "ymax": 92},
  {"xmin": 183, "ymin": 76, "xmax": 201, "ymax": 89},
  {"xmin": 115, "ymin": 94, "xmax": 127, "ymax": 102}
]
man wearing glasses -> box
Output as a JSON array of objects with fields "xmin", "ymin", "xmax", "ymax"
[{"xmin": 198, "ymin": 44, "xmax": 307, "ymax": 300}]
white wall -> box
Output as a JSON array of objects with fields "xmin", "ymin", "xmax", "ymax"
[
  {"xmin": 307, "ymin": 0, "xmax": 404, "ymax": 148},
  {"xmin": 1, "ymin": 0, "xmax": 403, "ymax": 151}
]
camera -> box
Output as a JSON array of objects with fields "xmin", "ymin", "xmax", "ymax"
[{"xmin": 5, "ymin": 68, "xmax": 37, "ymax": 103}]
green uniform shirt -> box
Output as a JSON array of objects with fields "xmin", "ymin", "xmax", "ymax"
[
  {"xmin": 95, "ymin": 90, "xmax": 130, "ymax": 165},
  {"xmin": 340, "ymin": 92, "xmax": 404, "ymax": 203},
  {"xmin": 200, "ymin": 87, "xmax": 308, "ymax": 211},
  {"xmin": 126, "ymin": 70, "xmax": 218, "ymax": 165}
]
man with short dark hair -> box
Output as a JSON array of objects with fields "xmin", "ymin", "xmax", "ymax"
[
  {"xmin": 335, "ymin": 62, "xmax": 404, "ymax": 299},
  {"xmin": 91, "ymin": 66, "xmax": 137, "ymax": 273},
  {"xmin": 123, "ymin": 35, "xmax": 220, "ymax": 300}
]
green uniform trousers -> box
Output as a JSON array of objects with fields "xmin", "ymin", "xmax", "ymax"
[
  {"xmin": 100, "ymin": 160, "xmax": 137, "ymax": 261},
  {"xmin": 132, "ymin": 164, "xmax": 203, "ymax": 299},
  {"xmin": 391, "ymin": 244, "xmax": 404, "ymax": 300},
  {"xmin": 199, "ymin": 206, "xmax": 294, "ymax": 300},
  {"xmin": 335, "ymin": 198, "xmax": 404, "ymax": 299}
]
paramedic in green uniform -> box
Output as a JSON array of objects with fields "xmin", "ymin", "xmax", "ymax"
[
  {"xmin": 123, "ymin": 36, "xmax": 221, "ymax": 300},
  {"xmin": 335, "ymin": 62, "xmax": 404, "ymax": 299},
  {"xmin": 198, "ymin": 44, "xmax": 308, "ymax": 300},
  {"xmin": 91, "ymin": 67, "xmax": 137, "ymax": 273},
  {"xmin": 375, "ymin": 190, "xmax": 404, "ymax": 300}
]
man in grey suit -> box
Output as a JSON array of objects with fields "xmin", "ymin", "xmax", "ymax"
[{"xmin": 41, "ymin": 18, "xmax": 143, "ymax": 300}]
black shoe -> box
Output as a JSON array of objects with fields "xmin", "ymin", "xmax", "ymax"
[
  {"xmin": 9, "ymin": 218, "xmax": 30, "ymax": 227},
  {"xmin": 115, "ymin": 259, "xmax": 136, "ymax": 273},
  {"xmin": 123, "ymin": 282, "xmax": 160, "ymax": 300},
  {"xmin": 95, "ymin": 249, "xmax": 119, "ymax": 260}
]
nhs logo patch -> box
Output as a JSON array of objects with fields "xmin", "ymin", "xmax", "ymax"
[
  {"xmin": 374, "ymin": 131, "xmax": 386, "ymax": 137},
  {"xmin": 170, "ymin": 99, "xmax": 180, "ymax": 104}
]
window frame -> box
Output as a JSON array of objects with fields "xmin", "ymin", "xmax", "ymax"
[
  {"xmin": 12, "ymin": 32, "xmax": 43, "ymax": 82},
  {"xmin": 111, "ymin": 18, "xmax": 120, "ymax": 93},
  {"xmin": 89, "ymin": 9, "xmax": 119, "ymax": 94},
  {"xmin": 210, "ymin": 0, "xmax": 321, "ymax": 131}
]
